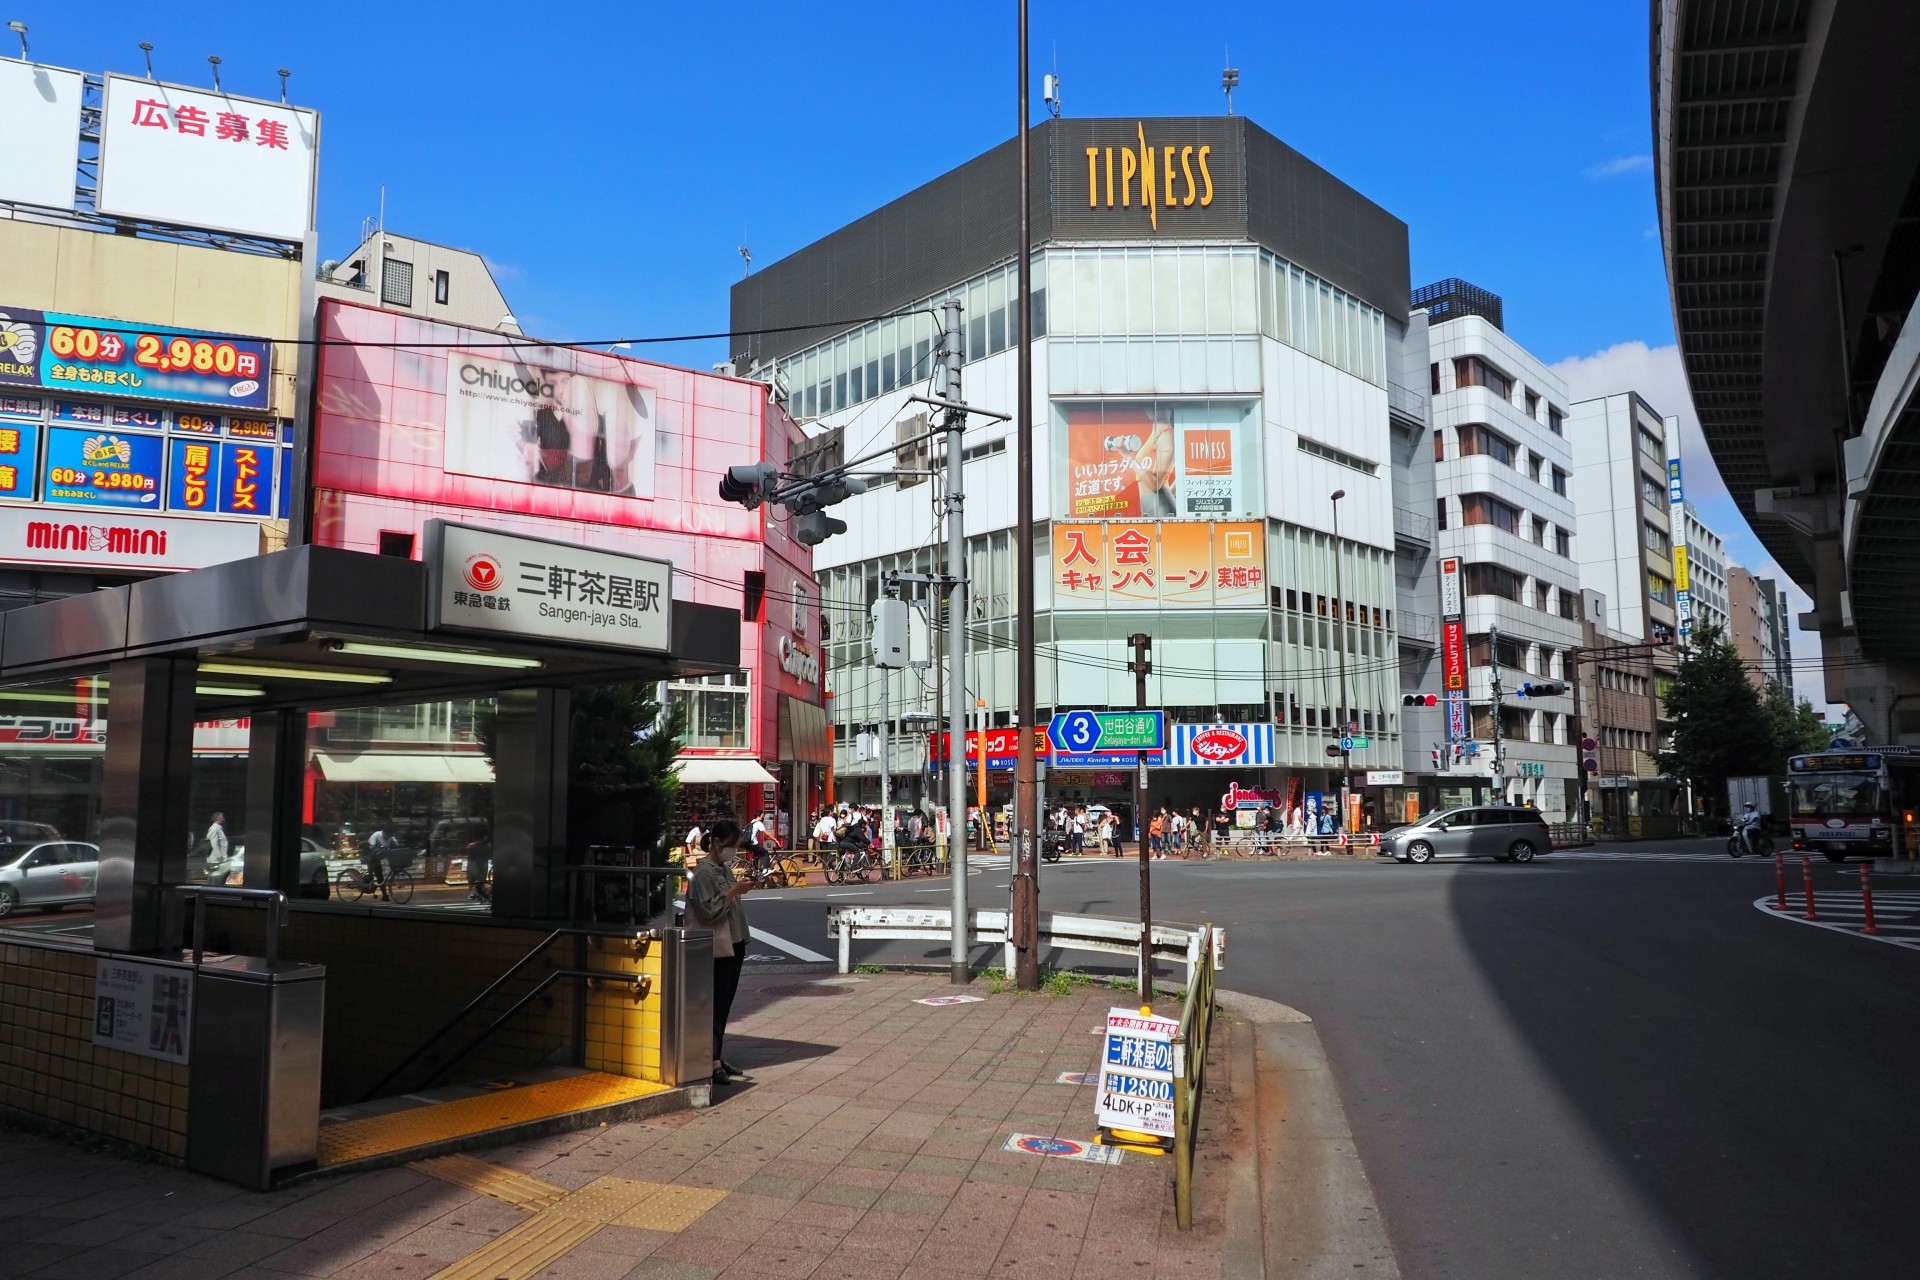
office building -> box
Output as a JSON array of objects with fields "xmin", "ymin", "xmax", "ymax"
[
  {"xmin": 1423, "ymin": 282, "xmax": 1580, "ymax": 816},
  {"xmin": 1674, "ymin": 501, "xmax": 1730, "ymax": 641},
  {"xmin": 732, "ymin": 116, "xmax": 1432, "ymax": 830}
]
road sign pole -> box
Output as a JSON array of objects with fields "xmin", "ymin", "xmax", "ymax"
[{"xmin": 1129, "ymin": 633, "xmax": 1153, "ymax": 1001}]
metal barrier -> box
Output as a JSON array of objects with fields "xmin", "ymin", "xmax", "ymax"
[
  {"xmin": 176, "ymin": 885, "xmax": 288, "ymax": 968},
  {"xmin": 1548, "ymin": 822, "xmax": 1594, "ymax": 849},
  {"xmin": 826, "ymin": 905, "xmax": 1225, "ymax": 991},
  {"xmin": 1173, "ymin": 923, "xmax": 1218, "ymax": 1232}
]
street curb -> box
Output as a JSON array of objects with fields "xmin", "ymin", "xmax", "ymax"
[{"xmin": 1213, "ymin": 989, "xmax": 1399, "ymax": 1279}]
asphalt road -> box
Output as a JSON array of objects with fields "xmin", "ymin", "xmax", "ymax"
[{"xmin": 742, "ymin": 844, "xmax": 1920, "ymax": 1279}]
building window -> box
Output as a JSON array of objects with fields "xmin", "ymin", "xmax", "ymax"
[
  {"xmin": 1533, "ymin": 582, "xmax": 1550, "ymax": 611},
  {"xmin": 1464, "ymin": 562, "xmax": 1524, "ymax": 602},
  {"xmin": 1557, "ymin": 590, "xmax": 1578, "ymax": 620},
  {"xmin": 1525, "ymin": 390, "xmax": 1540, "ymax": 417},
  {"xmin": 1454, "ymin": 355, "xmax": 1513, "ymax": 401},
  {"xmin": 1551, "ymin": 466, "xmax": 1569, "ymax": 496},
  {"xmin": 1554, "ymin": 525, "xmax": 1571, "ymax": 556},
  {"xmin": 1637, "ymin": 426, "xmax": 1664, "ymax": 464},
  {"xmin": 1640, "ymin": 473, "xmax": 1665, "ymax": 508},
  {"xmin": 1458, "ymin": 424, "xmax": 1516, "ymax": 466},
  {"xmin": 1430, "ymin": 362, "xmax": 1442, "ymax": 394},
  {"xmin": 382, "ymin": 258, "xmax": 414, "ymax": 308},
  {"xmin": 1648, "ymin": 573, "xmax": 1672, "ymax": 604},
  {"xmin": 1643, "ymin": 521, "xmax": 1671, "ymax": 558},
  {"xmin": 1297, "ymin": 435, "xmax": 1379, "ymax": 476},
  {"xmin": 1436, "ymin": 498, "xmax": 1449, "ymax": 531},
  {"xmin": 1469, "ymin": 633, "xmax": 1525, "ymax": 668},
  {"xmin": 1548, "ymin": 406, "xmax": 1565, "ymax": 436},
  {"xmin": 1532, "ymin": 517, "xmax": 1547, "ymax": 546},
  {"xmin": 1460, "ymin": 493, "xmax": 1520, "ymax": 534},
  {"xmin": 1433, "ymin": 429, "xmax": 1445, "ymax": 462},
  {"xmin": 665, "ymin": 672, "xmax": 751, "ymax": 750},
  {"xmin": 433, "ymin": 269, "xmax": 449, "ymax": 305}
]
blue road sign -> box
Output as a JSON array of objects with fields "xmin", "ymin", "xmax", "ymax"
[
  {"xmin": 1048, "ymin": 709, "xmax": 1103, "ymax": 754},
  {"xmin": 1047, "ymin": 709, "xmax": 1165, "ymax": 754},
  {"xmin": 1339, "ymin": 736, "xmax": 1354, "ymax": 751}
]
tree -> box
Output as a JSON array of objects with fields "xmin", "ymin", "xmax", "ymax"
[
  {"xmin": 1763, "ymin": 684, "xmax": 1832, "ymax": 760},
  {"xmin": 1656, "ymin": 623, "xmax": 1777, "ymax": 805}
]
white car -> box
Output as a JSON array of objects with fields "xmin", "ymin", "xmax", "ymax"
[
  {"xmin": 207, "ymin": 837, "xmax": 332, "ymax": 897},
  {"xmin": 0, "ymin": 841, "xmax": 100, "ymax": 916}
]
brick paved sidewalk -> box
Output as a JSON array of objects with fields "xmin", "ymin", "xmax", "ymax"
[{"xmin": 0, "ymin": 971, "xmax": 1231, "ymax": 1279}]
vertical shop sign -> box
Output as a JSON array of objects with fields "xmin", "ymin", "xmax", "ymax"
[
  {"xmin": 168, "ymin": 438, "xmax": 217, "ymax": 510},
  {"xmin": 0, "ymin": 418, "xmax": 38, "ymax": 499},
  {"xmin": 218, "ymin": 441, "xmax": 268, "ymax": 514}
]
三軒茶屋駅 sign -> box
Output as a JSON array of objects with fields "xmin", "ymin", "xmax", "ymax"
[{"xmin": 425, "ymin": 520, "xmax": 671, "ymax": 653}]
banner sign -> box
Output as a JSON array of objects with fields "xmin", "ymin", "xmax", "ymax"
[
  {"xmin": 1442, "ymin": 620, "xmax": 1467, "ymax": 692},
  {"xmin": 43, "ymin": 427, "xmax": 163, "ymax": 509},
  {"xmin": 0, "ymin": 61, "xmax": 84, "ymax": 211},
  {"xmin": 928, "ymin": 727, "xmax": 1051, "ymax": 760},
  {"xmin": 1445, "ymin": 690, "xmax": 1467, "ymax": 744},
  {"xmin": 1166, "ymin": 722, "xmax": 1274, "ymax": 768},
  {"xmin": 1056, "ymin": 400, "xmax": 1258, "ymax": 519},
  {"xmin": 0, "ymin": 304, "xmax": 273, "ymax": 411},
  {"xmin": 166, "ymin": 438, "xmax": 275, "ymax": 515},
  {"xmin": 1053, "ymin": 520, "xmax": 1265, "ymax": 611},
  {"xmin": 1095, "ymin": 1006, "xmax": 1180, "ymax": 1139},
  {"xmin": 0, "ymin": 506, "xmax": 257, "ymax": 571},
  {"xmin": 443, "ymin": 352, "xmax": 656, "ymax": 500},
  {"xmin": 425, "ymin": 520, "xmax": 672, "ymax": 653},
  {"xmin": 1667, "ymin": 458, "xmax": 1684, "ymax": 505},
  {"xmin": 97, "ymin": 74, "xmax": 318, "ymax": 241},
  {"xmin": 1439, "ymin": 556, "xmax": 1463, "ymax": 621}
]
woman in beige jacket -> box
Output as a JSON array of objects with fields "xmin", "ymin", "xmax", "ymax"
[{"xmin": 686, "ymin": 818, "xmax": 755, "ymax": 1087}]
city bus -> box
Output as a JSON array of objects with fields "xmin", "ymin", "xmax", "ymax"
[{"xmin": 1784, "ymin": 747, "xmax": 1920, "ymax": 860}]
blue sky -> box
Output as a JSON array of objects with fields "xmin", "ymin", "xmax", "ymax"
[{"xmin": 23, "ymin": 0, "xmax": 1837, "ymax": 710}]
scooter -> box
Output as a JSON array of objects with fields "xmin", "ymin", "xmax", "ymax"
[{"xmin": 1727, "ymin": 827, "xmax": 1773, "ymax": 858}]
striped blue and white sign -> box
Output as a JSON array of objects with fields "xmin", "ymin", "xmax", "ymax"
[{"xmin": 1166, "ymin": 723, "xmax": 1275, "ymax": 767}]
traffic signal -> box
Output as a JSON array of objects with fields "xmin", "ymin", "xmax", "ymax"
[
  {"xmin": 783, "ymin": 474, "xmax": 869, "ymax": 546},
  {"xmin": 1516, "ymin": 682, "xmax": 1567, "ymax": 698},
  {"xmin": 793, "ymin": 511, "xmax": 848, "ymax": 546},
  {"xmin": 1430, "ymin": 745, "xmax": 1443, "ymax": 770},
  {"xmin": 1325, "ymin": 743, "xmax": 1344, "ymax": 757},
  {"xmin": 718, "ymin": 462, "xmax": 781, "ymax": 508},
  {"xmin": 1402, "ymin": 693, "xmax": 1438, "ymax": 707}
]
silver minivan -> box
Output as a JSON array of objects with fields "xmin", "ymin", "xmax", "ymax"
[
  {"xmin": 1379, "ymin": 806, "xmax": 1552, "ymax": 864},
  {"xmin": 0, "ymin": 840, "xmax": 101, "ymax": 915}
]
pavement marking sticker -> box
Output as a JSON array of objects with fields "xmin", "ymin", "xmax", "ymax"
[
  {"xmin": 813, "ymin": 976, "xmax": 866, "ymax": 986},
  {"xmin": 1753, "ymin": 891, "xmax": 1920, "ymax": 952},
  {"xmin": 410, "ymin": 1153, "xmax": 567, "ymax": 1212},
  {"xmin": 1055, "ymin": 1071, "xmax": 1094, "ymax": 1085},
  {"xmin": 1003, "ymin": 1133, "xmax": 1122, "ymax": 1164},
  {"xmin": 747, "ymin": 925, "xmax": 833, "ymax": 963},
  {"xmin": 915, "ymin": 993, "xmax": 986, "ymax": 1006}
]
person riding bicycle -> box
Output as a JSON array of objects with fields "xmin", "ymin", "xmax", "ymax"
[
  {"xmin": 1737, "ymin": 802, "xmax": 1766, "ymax": 856},
  {"xmin": 362, "ymin": 824, "xmax": 392, "ymax": 901}
]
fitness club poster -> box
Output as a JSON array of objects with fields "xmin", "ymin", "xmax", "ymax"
[{"xmin": 1055, "ymin": 399, "xmax": 1256, "ymax": 520}]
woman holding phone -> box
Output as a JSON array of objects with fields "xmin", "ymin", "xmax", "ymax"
[{"xmin": 685, "ymin": 818, "xmax": 756, "ymax": 1088}]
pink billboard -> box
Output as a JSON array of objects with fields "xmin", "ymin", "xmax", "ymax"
[{"xmin": 311, "ymin": 299, "xmax": 821, "ymax": 762}]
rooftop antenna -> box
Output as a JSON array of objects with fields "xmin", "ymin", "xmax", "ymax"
[
  {"xmin": 207, "ymin": 54, "xmax": 221, "ymax": 92},
  {"xmin": 1043, "ymin": 46, "xmax": 1061, "ymax": 119},
  {"xmin": 138, "ymin": 41, "xmax": 155, "ymax": 79},
  {"xmin": 1222, "ymin": 48, "xmax": 1240, "ymax": 116},
  {"xmin": 737, "ymin": 240, "xmax": 752, "ymax": 279},
  {"xmin": 277, "ymin": 67, "xmax": 290, "ymax": 103},
  {"xmin": 7, "ymin": 21, "xmax": 26, "ymax": 60}
]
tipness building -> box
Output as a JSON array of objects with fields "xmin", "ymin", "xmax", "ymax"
[{"xmin": 730, "ymin": 116, "xmax": 1453, "ymax": 829}]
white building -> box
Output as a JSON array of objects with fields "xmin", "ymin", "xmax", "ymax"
[
  {"xmin": 1423, "ymin": 284, "xmax": 1581, "ymax": 816},
  {"xmin": 731, "ymin": 116, "xmax": 1432, "ymax": 830},
  {"xmin": 1674, "ymin": 501, "xmax": 1730, "ymax": 641},
  {"xmin": 1568, "ymin": 394, "xmax": 1681, "ymax": 647}
]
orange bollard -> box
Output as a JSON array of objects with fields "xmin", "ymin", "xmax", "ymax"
[
  {"xmin": 1861, "ymin": 862, "xmax": 1879, "ymax": 935},
  {"xmin": 1801, "ymin": 855, "xmax": 1819, "ymax": 920},
  {"xmin": 1772, "ymin": 851, "xmax": 1788, "ymax": 911}
]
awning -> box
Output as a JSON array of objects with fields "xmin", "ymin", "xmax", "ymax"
[
  {"xmin": 311, "ymin": 751, "xmax": 496, "ymax": 784},
  {"xmin": 778, "ymin": 695, "xmax": 832, "ymax": 766},
  {"xmin": 672, "ymin": 756, "xmax": 778, "ymax": 786}
]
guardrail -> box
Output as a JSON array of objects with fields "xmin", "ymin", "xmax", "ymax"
[
  {"xmin": 1173, "ymin": 922, "xmax": 1218, "ymax": 1231},
  {"xmin": 176, "ymin": 885, "xmax": 287, "ymax": 968},
  {"xmin": 1548, "ymin": 822, "xmax": 1593, "ymax": 849},
  {"xmin": 825, "ymin": 905, "xmax": 1225, "ymax": 990}
]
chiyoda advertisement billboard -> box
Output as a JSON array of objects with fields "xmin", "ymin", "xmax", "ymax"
[
  {"xmin": 444, "ymin": 352, "xmax": 656, "ymax": 499},
  {"xmin": 97, "ymin": 75, "xmax": 317, "ymax": 241},
  {"xmin": 1054, "ymin": 399, "xmax": 1259, "ymax": 519}
]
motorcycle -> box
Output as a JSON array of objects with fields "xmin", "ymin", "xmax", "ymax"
[
  {"xmin": 1041, "ymin": 832, "xmax": 1068, "ymax": 863},
  {"xmin": 1727, "ymin": 827, "xmax": 1773, "ymax": 858}
]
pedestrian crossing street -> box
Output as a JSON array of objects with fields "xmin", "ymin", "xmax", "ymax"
[{"xmin": 1752, "ymin": 889, "xmax": 1920, "ymax": 951}]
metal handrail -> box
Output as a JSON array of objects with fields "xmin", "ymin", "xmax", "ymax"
[
  {"xmin": 176, "ymin": 885, "xmax": 287, "ymax": 969},
  {"xmin": 419, "ymin": 966, "xmax": 650, "ymax": 1094},
  {"xmin": 1173, "ymin": 923, "xmax": 1218, "ymax": 1232},
  {"xmin": 565, "ymin": 862, "xmax": 685, "ymax": 928},
  {"xmin": 358, "ymin": 922, "xmax": 656, "ymax": 1103}
]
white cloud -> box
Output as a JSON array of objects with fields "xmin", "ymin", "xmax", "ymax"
[
  {"xmin": 1549, "ymin": 341, "xmax": 1848, "ymax": 718},
  {"xmin": 1584, "ymin": 154, "xmax": 1653, "ymax": 180}
]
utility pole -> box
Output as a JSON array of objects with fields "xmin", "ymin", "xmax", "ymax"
[
  {"xmin": 938, "ymin": 300, "xmax": 972, "ymax": 985},
  {"xmin": 878, "ymin": 656, "xmax": 891, "ymax": 869},
  {"xmin": 1489, "ymin": 624, "xmax": 1506, "ymax": 801},
  {"xmin": 1569, "ymin": 646, "xmax": 1589, "ymax": 823},
  {"xmin": 1129, "ymin": 632, "xmax": 1154, "ymax": 999},
  {"xmin": 1012, "ymin": 0, "xmax": 1041, "ymax": 992},
  {"xmin": 1331, "ymin": 489, "xmax": 1351, "ymax": 834}
]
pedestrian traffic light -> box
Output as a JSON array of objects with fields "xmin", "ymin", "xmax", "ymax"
[
  {"xmin": 1430, "ymin": 745, "xmax": 1443, "ymax": 770},
  {"xmin": 1325, "ymin": 743, "xmax": 1343, "ymax": 757},
  {"xmin": 1402, "ymin": 693, "xmax": 1438, "ymax": 707},
  {"xmin": 1516, "ymin": 682, "xmax": 1567, "ymax": 698},
  {"xmin": 718, "ymin": 461, "xmax": 781, "ymax": 508}
]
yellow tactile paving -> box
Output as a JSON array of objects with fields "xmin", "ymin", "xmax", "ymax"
[
  {"xmin": 427, "ymin": 1212, "xmax": 604, "ymax": 1280},
  {"xmin": 318, "ymin": 1072, "xmax": 670, "ymax": 1166},
  {"xmin": 544, "ymin": 1175, "xmax": 727, "ymax": 1230},
  {"xmin": 409, "ymin": 1153, "xmax": 567, "ymax": 1212}
]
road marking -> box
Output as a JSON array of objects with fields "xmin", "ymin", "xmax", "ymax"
[
  {"xmin": 1752, "ymin": 891, "xmax": 1920, "ymax": 951},
  {"xmin": 747, "ymin": 925, "xmax": 832, "ymax": 963},
  {"xmin": 826, "ymin": 890, "xmax": 873, "ymax": 898}
]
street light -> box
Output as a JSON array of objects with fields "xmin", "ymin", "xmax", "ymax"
[{"xmin": 1331, "ymin": 489, "xmax": 1351, "ymax": 836}]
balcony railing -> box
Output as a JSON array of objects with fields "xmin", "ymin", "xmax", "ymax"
[
  {"xmin": 1397, "ymin": 611, "xmax": 1436, "ymax": 645},
  {"xmin": 1393, "ymin": 504, "xmax": 1434, "ymax": 546},
  {"xmin": 1387, "ymin": 379, "xmax": 1429, "ymax": 424}
]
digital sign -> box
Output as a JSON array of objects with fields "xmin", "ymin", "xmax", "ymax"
[
  {"xmin": 1789, "ymin": 754, "xmax": 1881, "ymax": 773},
  {"xmin": 44, "ymin": 427, "xmax": 163, "ymax": 510},
  {"xmin": 0, "ymin": 304, "xmax": 272, "ymax": 411}
]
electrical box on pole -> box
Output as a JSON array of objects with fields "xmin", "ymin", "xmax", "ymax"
[{"xmin": 871, "ymin": 596, "xmax": 910, "ymax": 670}]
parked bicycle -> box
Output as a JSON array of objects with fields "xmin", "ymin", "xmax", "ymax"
[
  {"xmin": 897, "ymin": 841, "xmax": 941, "ymax": 877},
  {"xmin": 823, "ymin": 841, "xmax": 875, "ymax": 885}
]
